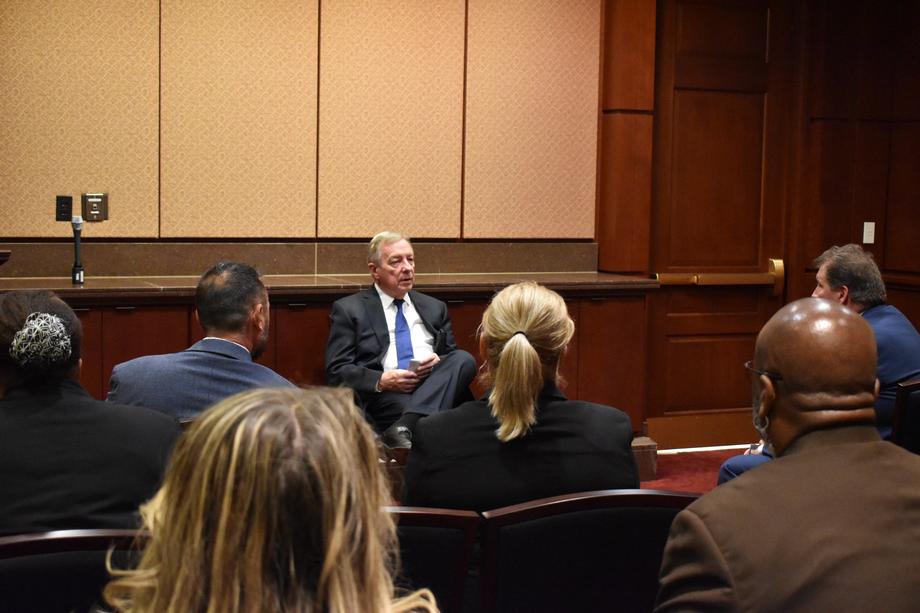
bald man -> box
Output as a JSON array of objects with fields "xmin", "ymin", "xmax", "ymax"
[{"xmin": 655, "ymin": 298, "xmax": 920, "ymax": 612}]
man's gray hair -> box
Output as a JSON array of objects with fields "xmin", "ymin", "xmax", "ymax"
[
  {"xmin": 368, "ymin": 231, "xmax": 410, "ymax": 264},
  {"xmin": 813, "ymin": 244, "xmax": 887, "ymax": 307}
]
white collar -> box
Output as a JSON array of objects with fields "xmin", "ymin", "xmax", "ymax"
[
  {"xmin": 202, "ymin": 336, "xmax": 251, "ymax": 355},
  {"xmin": 374, "ymin": 284, "xmax": 412, "ymax": 309}
]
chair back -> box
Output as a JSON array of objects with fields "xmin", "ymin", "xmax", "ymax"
[
  {"xmin": 0, "ymin": 529, "xmax": 147, "ymax": 613},
  {"xmin": 892, "ymin": 379, "xmax": 920, "ymax": 454},
  {"xmin": 480, "ymin": 489, "xmax": 698, "ymax": 613},
  {"xmin": 388, "ymin": 506, "xmax": 480, "ymax": 613}
]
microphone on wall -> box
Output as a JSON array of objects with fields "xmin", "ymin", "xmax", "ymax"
[{"xmin": 72, "ymin": 215, "xmax": 84, "ymax": 285}]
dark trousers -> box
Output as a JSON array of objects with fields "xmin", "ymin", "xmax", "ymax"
[{"xmin": 363, "ymin": 350, "xmax": 477, "ymax": 431}]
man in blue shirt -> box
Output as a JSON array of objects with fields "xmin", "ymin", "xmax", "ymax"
[{"xmin": 718, "ymin": 244, "xmax": 920, "ymax": 483}]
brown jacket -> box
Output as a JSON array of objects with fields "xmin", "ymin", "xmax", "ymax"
[{"xmin": 656, "ymin": 426, "xmax": 920, "ymax": 612}]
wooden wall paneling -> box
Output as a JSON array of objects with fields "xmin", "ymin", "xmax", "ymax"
[
  {"xmin": 562, "ymin": 300, "xmax": 580, "ymax": 401},
  {"xmin": 74, "ymin": 308, "xmax": 103, "ymax": 399},
  {"xmin": 853, "ymin": 2, "xmax": 897, "ymax": 120},
  {"xmin": 892, "ymin": 0, "xmax": 920, "ymax": 121},
  {"xmin": 597, "ymin": 114, "xmax": 653, "ymax": 273},
  {"xmin": 317, "ymin": 1, "xmax": 464, "ymax": 238},
  {"xmin": 160, "ymin": 0, "xmax": 318, "ymax": 237},
  {"xmin": 100, "ymin": 307, "xmax": 191, "ymax": 394},
  {"xmin": 850, "ymin": 123, "xmax": 891, "ymax": 267},
  {"xmin": 602, "ymin": 0, "xmax": 657, "ymax": 110},
  {"xmin": 444, "ymin": 300, "xmax": 489, "ymax": 399},
  {"xmin": 273, "ymin": 304, "xmax": 331, "ymax": 386},
  {"xmin": 886, "ymin": 287, "xmax": 920, "ymax": 331},
  {"xmin": 884, "ymin": 124, "xmax": 920, "ymax": 275},
  {"xmin": 576, "ymin": 296, "xmax": 646, "ymax": 431},
  {"xmin": 0, "ymin": 0, "xmax": 159, "ymax": 238},
  {"xmin": 464, "ymin": 0, "xmax": 601, "ymax": 238},
  {"xmin": 807, "ymin": 0, "xmax": 859, "ymax": 120},
  {"xmin": 189, "ymin": 306, "xmax": 278, "ymax": 371},
  {"xmin": 788, "ymin": 120, "xmax": 856, "ymax": 300}
]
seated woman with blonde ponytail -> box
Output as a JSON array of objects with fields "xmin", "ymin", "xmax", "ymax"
[{"xmin": 403, "ymin": 282, "xmax": 638, "ymax": 512}]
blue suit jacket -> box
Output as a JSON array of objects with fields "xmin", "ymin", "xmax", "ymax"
[
  {"xmin": 107, "ymin": 338, "xmax": 293, "ymax": 418},
  {"xmin": 864, "ymin": 304, "xmax": 920, "ymax": 438}
]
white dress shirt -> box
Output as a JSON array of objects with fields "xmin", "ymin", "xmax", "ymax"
[{"xmin": 375, "ymin": 284, "xmax": 434, "ymax": 371}]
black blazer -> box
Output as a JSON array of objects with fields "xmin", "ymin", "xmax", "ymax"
[
  {"xmin": 0, "ymin": 379, "xmax": 180, "ymax": 536},
  {"xmin": 402, "ymin": 382, "xmax": 639, "ymax": 511},
  {"xmin": 325, "ymin": 288, "xmax": 459, "ymax": 395}
]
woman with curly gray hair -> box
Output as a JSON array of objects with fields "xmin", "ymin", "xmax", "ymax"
[{"xmin": 0, "ymin": 290, "xmax": 179, "ymax": 536}]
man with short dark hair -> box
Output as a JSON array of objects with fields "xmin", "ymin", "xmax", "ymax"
[
  {"xmin": 108, "ymin": 262, "xmax": 292, "ymax": 418},
  {"xmin": 811, "ymin": 244, "xmax": 920, "ymax": 435},
  {"xmin": 325, "ymin": 232, "xmax": 476, "ymax": 449},
  {"xmin": 656, "ymin": 298, "xmax": 920, "ymax": 612}
]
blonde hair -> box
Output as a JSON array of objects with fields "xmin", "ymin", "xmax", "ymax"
[
  {"xmin": 479, "ymin": 282, "xmax": 574, "ymax": 441},
  {"xmin": 369, "ymin": 231, "xmax": 410, "ymax": 264},
  {"xmin": 105, "ymin": 387, "xmax": 436, "ymax": 613}
]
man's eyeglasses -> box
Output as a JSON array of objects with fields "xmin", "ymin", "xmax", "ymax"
[{"xmin": 743, "ymin": 360, "xmax": 783, "ymax": 381}]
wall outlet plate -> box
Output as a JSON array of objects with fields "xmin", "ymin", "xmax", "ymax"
[
  {"xmin": 55, "ymin": 195, "xmax": 73, "ymax": 221},
  {"xmin": 81, "ymin": 193, "xmax": 108, "ymax": 221},
  {"xmin": 862, "ymin": 221, "xmax": 875, "ymax": 244}
]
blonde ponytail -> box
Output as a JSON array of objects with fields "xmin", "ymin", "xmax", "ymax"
[{"xmin": 480, "ymin": 283, "xmax": 574, "ymax": 442}]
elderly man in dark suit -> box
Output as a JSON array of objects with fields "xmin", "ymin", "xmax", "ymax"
[
  {"xmin": 655, "ymin": 298, "xmax": 920, "ymax": 612},
  {"xmin": 325, "ymin": 231, "xmax": 475, "ymax": 448},
  {"xmin": 107, "ymin": 261, "xmax": 292, "ymax": 418}
]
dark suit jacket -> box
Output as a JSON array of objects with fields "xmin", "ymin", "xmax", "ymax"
[
  {"xmin": 0, "ymin": 379, "xmax": 180, "ymax": 536},
  {"xmin": 325, "ymin": 288, "xmax": 459, "ymax": 395},
  {"xmin": 108, "ymin": 337, "xmax": 293, "ymax": 418},
  {"xmin": 656, "ymin": 426, "xmax": 920, "ymax": 612},
  {"xmin": 402, "ymin": 382, "xmax": 638, "ymax": 511}
]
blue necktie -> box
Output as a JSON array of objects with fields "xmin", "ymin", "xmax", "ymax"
[{"xmin": 394, "ymin": 299, "xmax": 414, "ymax": 370}]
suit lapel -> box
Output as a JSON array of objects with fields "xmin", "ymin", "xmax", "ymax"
[
  {"xmin": 410, "ymin": 290, "xmax": 437, "ymax": 335},
  {"xmin": 363, "ymin": 289, "xmax": 389, "ymax": 353}
]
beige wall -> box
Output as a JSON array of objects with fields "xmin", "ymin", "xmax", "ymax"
[
  {"xmin": 0, "ymin": 0, "xmax": 159, "ymax": 238},
  {"xmin": 0, "ymin": 1, "xmax": 601, "ymax": 240}
]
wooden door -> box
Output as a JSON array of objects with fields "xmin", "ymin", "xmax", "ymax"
[{"xmin": 646, "ymin": 0, "xmax": 798, "ymax": 447}]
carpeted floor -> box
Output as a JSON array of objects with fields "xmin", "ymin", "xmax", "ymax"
[{"xmin": 641, "ymin": 449, "xmax": 741, "ymax": 494}]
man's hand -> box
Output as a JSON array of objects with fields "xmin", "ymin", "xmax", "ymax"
[
  {"xmin": 414, "ymin": 354, "xmax": 440, "ymax": 380},
  {"xmin": 379, "ymin": 369, "xmax": 420, "ymax": 393}
]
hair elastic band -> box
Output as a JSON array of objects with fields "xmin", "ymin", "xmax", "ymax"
[{"xmin": 511, "ymin": 331, "xmax": 528, "ymax": 340}]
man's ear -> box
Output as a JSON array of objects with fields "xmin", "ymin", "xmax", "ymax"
[
  {"xmin": 251, "ymin": 301, "xmax": 266, "ymax": 330},
  {"xmin": 874, "ymin": 378, "xmax": 880, "ymax": 400},
  {"xmin": 368, "ymin": 261, "xmax": 379, "ymax": 281},
  {"xmin": 838, "ymin": 284, "xmax": 851, "ymax": 306},
  {"xmin": 757, "ymin": 375, "xmax": 776, "ymax": 420},
  {"xmin": 193, "ymin": 309, "xmax": 201, "ymax": 327}
]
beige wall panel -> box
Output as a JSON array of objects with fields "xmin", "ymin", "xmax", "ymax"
[
  {"xmin": 0, "ymin": 0, "xmax": 159, "ymax": 237},
  {"xmin": 318, "ymin": 1, "xmax": 464, "ymax": 238},
  {"xmin": 160, "ymin": 1, "xmax": 317, "ymax": 237},
  {"xmin": 464, "ymin": 0, "xmax": 601, "ymax": 238}
]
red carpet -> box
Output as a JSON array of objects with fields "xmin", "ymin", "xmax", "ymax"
[{"xmin": 641, "ymin": 449, "xmax": 740, "ymax": 494}]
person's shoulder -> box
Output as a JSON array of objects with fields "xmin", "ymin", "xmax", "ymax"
[
  {"xmin": 547, "ymin": 398, "xmax": 632, "ymax": 424},
  {"xmin": 112, "ymin": 351, "xmax": 176, "ymax": 374},
  {"xmin": 409, "ymin": 289, "xmax": 446, "ymax": 308},
  {"xmin": 246, "ymin": 361, "xmax": 294, "ymax": 385},
  {"xmin": 83, "ymin": 395, "xmax": 180, "ymax": 432},
  {"xmin": 334, "ymin": 287, "xmax": 375, "ymax": 305},
  {"xmin": 417, "ymin": 400, "xmax": 492, "ymax": 435}
]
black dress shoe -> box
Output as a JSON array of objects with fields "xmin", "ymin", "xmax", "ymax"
[{"xmin": 381, "ymin": 424, "xmax": 412, "ymax": 449}]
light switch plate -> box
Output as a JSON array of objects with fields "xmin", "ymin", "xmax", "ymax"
[
  {"xmin": 81, "ymin": 193, "xmax": 108, "ymax": 222},
  {"xmin": 862, "ymin": 221, "xmax": 875, "ymax": 244}
]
